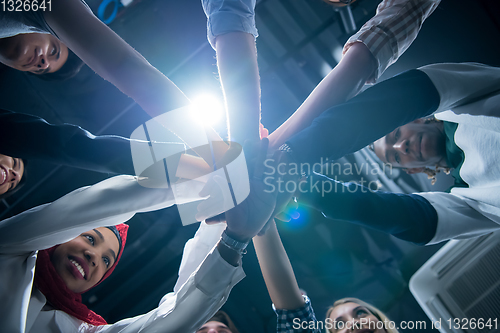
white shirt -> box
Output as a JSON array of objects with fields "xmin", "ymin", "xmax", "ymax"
[
  {"xmin": 0, "ymin": 175, "xmax": 245, "ymax": 333},
  {"xmin": 415, "ymin": 63, "xmax": 500, "ymax": 244}
]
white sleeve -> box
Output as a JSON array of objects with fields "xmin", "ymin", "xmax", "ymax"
[
  {"xmin": 418, "ymin": 63, "xmax": 500, "ymax": 114},
  {"xmin": 0, "ymin": 175, "xmax": 204, "ymax": 255},
  {"xmin": 416, "ymin": 191, "xmax": 500, "ymax": 244},
  {"xmin": 173, "ymin": 221, "xmax": 226, "ymax": 293},
  {"xmin": 93, "ymin": 247, "xmax": 245, "ymax": 333}
]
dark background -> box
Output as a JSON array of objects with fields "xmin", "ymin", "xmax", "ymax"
[{"xmin": 1, "ymin": 0, "xmax": 499, "ymax": 331}]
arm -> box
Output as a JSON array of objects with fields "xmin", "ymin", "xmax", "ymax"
[
  {"xmin": 268, "ymin": 0, "xmax": 441, "ymax": 149},
  {"xmin": 298, "ymin": 173, "xmax": 438, "ymax": 245},
  {"xmin": 418, "ymin": 62, "xmax": 500, "ymax": 116},
  {"xmin": 202, "ymin": 0, "xmax": 261, "ymax": 144},
  {"xmin": 344, "ymin": 0, "xmax": 440, "ymax": 84},
  {"xmin": 253, "ymin": 221, "xmax": 304, "ymax": 310},
  {"xmin": 174, "ymin": 221, "xmax": 226, "ymax": 293},
  {"xmin": 97, "ymin": 243, "xmax": 245, "ymax": 333},
  {"xmin": 216, "ymin": 32, "xmax": 261, "ymax": 144},
  {"xmin": 43, "ymin": 0, "xmax": 190, "ymax": 118},
  {"xmin": 0, "ymin": 175, "xmax": 205, "ymax": 254},
  {"xmin": 0, "ymin": 109, "xmax": 184, "ymax": 175},
  {"xmin": 0, "ymin": 108, "xmax": 225, "ymax": 182},
  {"xmin": 416, "ymin": 191, "xmax": 500, "ymax": 244},
  {"xmin": 253, "ymin": 221, "xmax": 321, "ymax": 333},
  {"xmin": 285, "ymin": 69, "xmax": 440, "ymax": 165},
  {"xmin": 268, "ymin": 42, "xmax": 376, "ymax": 150},
  {"xmin": 299, "ymin": 172, "xmax": 500, "ymax": 244}
]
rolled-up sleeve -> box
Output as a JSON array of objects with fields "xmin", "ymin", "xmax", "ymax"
[
  {"xmin": 345, "ymin": 0, "xmax": 440, "ymax": 84},
  {"xmin": 202, "ymin": 0, "xmax": 258, "ymax": 49}
]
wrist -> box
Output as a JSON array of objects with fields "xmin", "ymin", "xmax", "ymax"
[
  {"xmin": 225, "ymin": 226, "xmax": 252, "ymax": 244},
  {"xmin": 216, "ymin": 241, "xmax": 242, "ymax": 267},
  {"xmin": 222, "ymin": 229, "xmax": 250, "ymax": 251}
]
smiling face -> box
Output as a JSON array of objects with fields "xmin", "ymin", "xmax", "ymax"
[
  {"xmin": 373, "ymin": 118, "xmax": 447, "ymax": 170},
  {"xmin": 51, "ymin": 228, "xmax": 120, "ymax": 293},
  {"xmin": 0, "ymin": 33, "xmax": 68, "ymax": 74},
  {"xmin": 196, "ymin": 321, "xmax": 233, "ymax": 333},
  {"xmin": 328, "ymin": 302, "xmax": 387, "ymax": 333},
  {"xmin": 0, "ymin": 154, "xmax": 24, "ymax": 195}
]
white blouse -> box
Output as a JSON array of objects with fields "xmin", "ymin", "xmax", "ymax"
[{"xmin": 0, "ymin": 175, "xmax": 245, "ymax": 333}]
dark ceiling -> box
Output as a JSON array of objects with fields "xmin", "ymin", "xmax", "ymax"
[{"xmin": 1, "ymin": 0, "xmax": 500, "ymax": 332}]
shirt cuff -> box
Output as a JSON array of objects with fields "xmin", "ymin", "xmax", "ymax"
[
  {"xmin": 202, "ymin": 0, "xmax": 258, "ymax": 49},
  {"xmin": 274, "ymin": 295, "xmax": 319, "ymax": 332},
  {"xmin": 195, "ymin": 245, "xmax": 246, "ymax": 296}
]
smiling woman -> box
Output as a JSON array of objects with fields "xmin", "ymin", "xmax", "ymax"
[
  {"xmin": 34, "ymin": 225, "xmax": 128, "ymax": 325},
  {"xmin": 0, "ymin": 153, "xmax": 25, "ymax": 196},
  {"xmin": 49, "ymin": 227, "xmax": 121, "ymax": 293},
  {"xmin": 0, "ymin": 166, "xmax": 277, "ymax": 332},
  {"xmin": 326, "ymin": 298, "xmax": 399, "ymax": 333}
]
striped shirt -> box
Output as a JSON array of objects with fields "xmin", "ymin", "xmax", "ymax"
[{"xmin": 344, "ymin": 0, "xmax": 441, "ymax": 83}]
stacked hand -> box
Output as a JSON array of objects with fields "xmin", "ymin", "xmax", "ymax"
[
  {"xmin": 196, "ymin": 138, "xmax": 278, "ymax": 242},
  {"xmin": 254, "ymin": 149, "xmax": 301, "ymax": 235}
]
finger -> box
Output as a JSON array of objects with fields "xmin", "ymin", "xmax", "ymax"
[
  {"xmin": 196, "ymin": 207, "xmax": 226, "ymax": 222},
  {"xmin": 198, "ymin": 174, "xmax": 225, "ymax": 197},
  {"xmin": 290, "ymin": 210, "xmax": 300, "ymax": 219},
  {"xmin": 275, "ymin": 212, "xmax": 292, "ymax": 222},
  {"xmin": 197, "ymin": 175, "xmax": 234, "ymax": 220},
  {"xmin": 198, "ymin": 177, "xmax": 217, "ymax": 197},
  {"xmin": 206, "ymin": 213, "xmax": 227, "ymax": 224}
]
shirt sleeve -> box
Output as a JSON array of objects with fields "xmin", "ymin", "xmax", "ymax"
[
  {"xmin": 0, "ymin": 109, "xmax": 186, "ymax": 175},
  {"xmin": 93, "ymin": 246, "xmax": 245, "ymax": 333},
  {"xmin": 418, "ymin": 62, "xmax": 500, "ymax": 114},
  {"xmin": 173, "ymin": 221, "xmax": 226, "ymax": 293},
  {"xmin": 274, "ymin": 295, "xmax": 322, "ymax": 333},
  {"xmin": 416, "ymin": 191, "xmax": 500, "ymax": 244},
  {"xmin": 286, "ymin": 69, "xmax": 440, "ymax": 165},
  {"xmin": 298, "ymin": 172, "xmax": 438, "ymax": 245},
  {"xmin": 202, "ymin": 0, "xmax": 258, "ymax": 49},
  {"xmin": 345, "ymin": 0, "xmax": 441, "ymax": 84},
  {"xmin": 0, "ymin": 175, "xmax": 205, "ymax": 255}
]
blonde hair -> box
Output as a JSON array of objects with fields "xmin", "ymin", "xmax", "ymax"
[{"xmin": 326, "ymin": 298, "xmax": 399, "ymax": 333}]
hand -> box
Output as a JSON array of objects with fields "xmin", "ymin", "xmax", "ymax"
[
  {"xmin": 204, "ymin": 167, "xmax": 300, "ymax": 232},
  {"xmin": 274, "ymin": 198, "xmax": 300, "ymax": 222},
  {"xmin": 256, "ymin": 149, "xmax": 301, "ymax": 235},
  {"xmin": 196, "ymin": 139, "xmax": 277, "ymax": 242},
  {"xmin": 259, "ymin": 123, "xmax": 269, "ymax": 139}
]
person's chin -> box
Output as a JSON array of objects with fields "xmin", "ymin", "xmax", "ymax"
[{"xmin": 421, "ymin": 133, "xmax": 440, "ymax": 162}]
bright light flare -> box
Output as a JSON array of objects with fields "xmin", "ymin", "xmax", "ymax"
[{"xmin": 190, "ymin": 94, "xmax": 224, "ymax": 126}]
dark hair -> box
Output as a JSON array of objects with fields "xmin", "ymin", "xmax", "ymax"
[
  {"xmin": 206, "ymin": 311, "xmax": 240, "ymax": 333},
  {"xmin": 0, "ymin": 158, "xmax": 28, "ymax": 200},
  {"xmin": 28, "ymin": 48, "xmax": 84, "ymax": 81}
]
